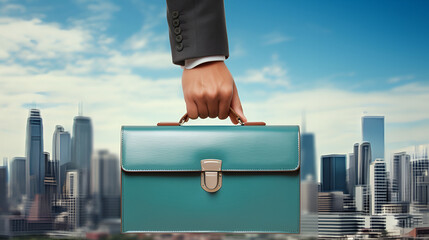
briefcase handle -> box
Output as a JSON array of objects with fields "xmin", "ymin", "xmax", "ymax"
[{"xmin": 157, "ymin": 107, "xmax": 266, "ymax": 126}]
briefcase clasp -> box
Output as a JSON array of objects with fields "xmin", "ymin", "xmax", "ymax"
[{"xmin": 201, "ymin": 159, "xmax": 222, "ymax": 193}]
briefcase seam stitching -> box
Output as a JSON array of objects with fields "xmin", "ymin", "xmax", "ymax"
[{"xmin": 121, "ymin": 168, "xmax": 297, "ymax": 171}]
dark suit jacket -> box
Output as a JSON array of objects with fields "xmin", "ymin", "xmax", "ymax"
[{"xmin": 166, "ymin": 0, "xmax": 229, "ymax": 66}]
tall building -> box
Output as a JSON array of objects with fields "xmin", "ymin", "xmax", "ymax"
[
  {"xmin": 355, "ymin": 185, "xmax": 370, "ymax": 214},
  {"xmin": 411, "ymin": 158, "xmax": 429, "ymax": 205},
  {"xmin": 301, "ymin": 133, "xmax": 316, "ymax": 181},
  {"xmin": 91, "ymin": 150, "xmax": 120, "ymax": 221},
  {"xmin": 357, "ymin": 142, "xmax": 371, "ymax": 185},
  {"xmin": 71, "ymin": 116, "xmax": 93, "ymax": 196},
  {"xmin": 348, "ymin": 153, "xmax": 357, "ymax": 197},
  {"xmin": 25, "ymin": 109, "xmax": 45, "ymax": 201},
  {"xmin": 318, "ymin": 192, "xmax": 344, "ymax": 212},
  {"xmin": 321, "ymin": 154, "xmax": 347, "ymax": 193},
  {"xmin": 65, "ymin": 170, "xmax": 80, "ymax": 229},
  {"xmin": 43, "ymin": 153, "xmax": 58, "ymax": 203},
  {"xmin": 362, "ymin": 116, "xmax": 384, "ymax": 161},
  {"xmin": 10, "ymin": 157, "xmax": 26, "ymax": 206},
  {"xmin": 370, "ymin": 159, "xmax": 387, "ymax": 215},
  {"xmin": 392, "ymin": 152, "xmax": 411, "ymax": 203},
  {"xmin": 52, "ymin": 125, "xmax": 71, "ymax": 195},
  {"xmin": 0, "ymin": 165, "xmax": 8, "ymax": 214}
]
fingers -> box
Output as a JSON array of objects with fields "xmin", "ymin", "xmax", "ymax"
[
  {"xmin": 207, "ymin": 98, "xmax": 219, "ymax": 118},
  {"xmin": 195, "ymin": 99, "xmax": 209, "ymax": 119},
  {"xmin": 185, "ymin": 98, "xmax": 198, "ymax": 119},
  {"xmin": 229, "ymin": 82, "xmax": 247, "ymax": 124}
]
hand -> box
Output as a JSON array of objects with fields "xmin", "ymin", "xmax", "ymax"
[{"xmin": 182, "ymin": 61, "xmax": 247, "ymax": 124}]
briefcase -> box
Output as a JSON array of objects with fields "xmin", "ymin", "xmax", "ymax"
[{"xmin": 121, "ymin": 111, "xmax": 300, "ymax": 233}]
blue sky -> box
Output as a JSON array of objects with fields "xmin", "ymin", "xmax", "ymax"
[{"xmin": 1, "ymin": 0, "xmax": 429, "ymax": 175}]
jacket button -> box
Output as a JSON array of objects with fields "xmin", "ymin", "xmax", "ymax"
[
  {"xmin": 172, "ymin": 11, "xmax": 179, "ymax": 19},
  {"xmin": 174, "ymin": 27, "xmax": 181, "ymax": 35},
  {"xmin": 175, "ymin": 35, "xmax": 183, "ymax": 42},
  {"xmin": 173, "ymin": 19, "xmax": 180, "ymax": 27},
  {"xmin": 176, "ymin": 43, "xmax": 183, "ymax": 52}
]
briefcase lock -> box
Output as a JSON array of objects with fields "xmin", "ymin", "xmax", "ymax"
[{"xmin": 201, "ymin": 159, "xmax": 222, "ymax": 193}]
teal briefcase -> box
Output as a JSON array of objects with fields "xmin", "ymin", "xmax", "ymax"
[{"xmin": 121, "ymin": 116, "xmax": 300, "ymax": 233}]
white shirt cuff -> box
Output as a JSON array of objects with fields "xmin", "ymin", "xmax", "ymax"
[{"xmin": 183, "ymin": 55, "xmax": 226, "ymax": 69}]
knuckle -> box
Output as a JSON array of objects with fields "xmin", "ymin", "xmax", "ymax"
[
  {"xmin": 193, "ymin": 91, "xmax": 204, "ymax": 100},
  {"xmin": 205, "ymin": 90, "xmax": 218, "ymax": 101},
  {"xmin": 220, "ymin": 88, "xmax": 232, "ymax": 98}
]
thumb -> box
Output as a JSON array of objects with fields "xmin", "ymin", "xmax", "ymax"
[{"xmin": 229, "ymin": 82, "xmax": 247, "ymax": 124}]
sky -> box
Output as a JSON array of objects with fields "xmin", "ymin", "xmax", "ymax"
[{"xmin": 1, "ymin": 0, "xmax": 429, "ymax": 177}]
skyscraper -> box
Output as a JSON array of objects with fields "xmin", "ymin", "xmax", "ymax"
[
  {"xmin": 392, "ymin": 152, "xmax": 411, "ymax": 203},
  {"xmin": 65, "ymin": 170, "xmax": 80, "ymax": 229},
  {"xmin": 71, "ymin": 116, "xmax": 93, "ymax": 196},
  {"xmin": 52, "ymin": 125, "xmax": 71, "ymax": 195},
  {"xmin": 362, "ymin": 116, "xmax": 385, "ymax": 161},
  {"xmin": 10, "ymin": 157, "xmax": 26, "ymax": 206},
  {"xmin": 347, "ymin": 153, "xmax": 357, "ymax": 197},
  {"xmin": 91, "ymin": 150, "xmax": 120, "ymax": 220},
  {"xmin": 25, "ymin": 109, "xmax": 45, "ymax": 201},
  {"xmin": 0, "ymin": 165, "xmax": 8, "ymax": 214},
  {"xmin": 321, "ymin": 154, "xmax": 347, "ymax": 193},
  {"xmin": 370, "ymin": 159, "xmax": 387, "ymax": 215},
  {"xmin": 357, "ymin": 142, "xmax": 371, "ymax": 185},
  {"xmin": 301, "ymin": 133, "xmax": 317, "ymax": 181},
  {"xmin": 411, "ymin": 158, "xmax": 429, "ymax": 205}
]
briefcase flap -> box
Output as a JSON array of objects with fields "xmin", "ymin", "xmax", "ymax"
[{"xmin": 121, "ymin": 125, "xmax": 299, "ymax": 172}]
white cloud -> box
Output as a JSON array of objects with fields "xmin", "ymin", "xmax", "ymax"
[
  {"xmin": 0, "ymin": 3, "xmax": 25, "ymax": 14},
  {"xmin": 237, "ymin": 63, "xmax": 289, "ymax": 88},
  {"xmin": 0, "ymin": 18, "xmax": 91, "ymax": 60},
  {"xmin": 68, "ymin": 1, "xmax": 120, "ymax": 32},
  {"xmin": 262, "ymin": 32, "xmax": 292, "ymax": 45},
  {"xmin": 388, "ymin": 74, "xmax": 414, "ymax": 84}
]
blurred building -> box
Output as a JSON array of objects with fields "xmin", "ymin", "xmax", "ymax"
[
  {"xmin": 321, "ymin": 154, "xmax": 347, "ymax": 193},
  {"xmin": 71, "ymin": 116, "xmax": 93, "ymax": 197},
  {"xmin": 357, "ymin": 142, "xmax": 371, "ymax": 185},
  {"xmin": 25, "ymin": 109, "xmax": 45, "ymax": 203},
  {"xmin": 355, "ymin": 185, "xmax": 370, "ymax": 214},
  {"xmin": 318, "ymin": 213, "xmax": 363, "ymax": 238},
  {"xmin": 382, "ymin": 203, "xmax": 409, "ymax": 214},
  {"xmin": 43, "ymin": 153, "xmax": 58, "ymax": 203},
  {"xmin": 0, "ymin": 165, "xmax": 8, "ymax": 214},
  {"xmin": 348, "ymin": 152, "xmax": 357, "ymax": 197},
  {"xmin": 52, "ymin": 125, "xmax": 71, "ymax": 196},
  {"xmin": 411, "ymin": 158, "xmax": 429, "ymax": 206},
  {"xmin": 301, "ymin": 133, "xmax": 316, "ymax": 181},
  {"xmin": 10, "ymin": 157, "xmax": 26, "ymax": 209},
  {"xmin": 370, "ymin": 159, "xmax": 388, "ymax": 215},
  {"xmin": 392, "ymin": 152, "xmax": 411, "ymax": 203},
  {"xmin": 362, "ymin": 116, "xmax": 385, "ymax": 161},
  {"xmin": 64, "ymin": 170, "xmax": 84, "ymax": 229},
  {"xmin": 301, "ymin": 180, "xmax": 318, "ymax": 213},
  {"xmin": 318, "ymin": 192, "xmax": 344, "ymax": 212},
  {"xmin": 91, "ymin": 150, "xmax": 120, "ymax": 223}
]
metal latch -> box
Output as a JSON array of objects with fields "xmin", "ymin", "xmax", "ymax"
[{"xmin": 201, "ymin": 159, "xmax": 222, "ymax": 193}]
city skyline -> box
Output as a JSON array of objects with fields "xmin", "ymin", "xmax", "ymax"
[{"xmin": 0, "ymin": 106, "xmax": 427, "ymax": 237}]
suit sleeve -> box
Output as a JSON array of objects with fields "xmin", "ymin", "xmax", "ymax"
[{"xmin": 166, "ymin": 0, "xmax": 229, "ymax": 66}]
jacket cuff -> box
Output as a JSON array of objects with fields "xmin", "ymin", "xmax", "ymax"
[
  {"xmin": 183, "ymin": 55, "xmax": 226, "ymax": 69},
  {"xmin": 166, "ymin": 0, "xmax": 229, "ymax": 66}
]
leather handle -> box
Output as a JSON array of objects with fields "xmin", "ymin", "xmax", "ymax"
[
  {"xmin": 179, "ymin": 107, "xmax": 242, "ymax": 125},
  {"xmin": 157, "ymin": 107, "xmax": 266, "ymax": 126}
]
